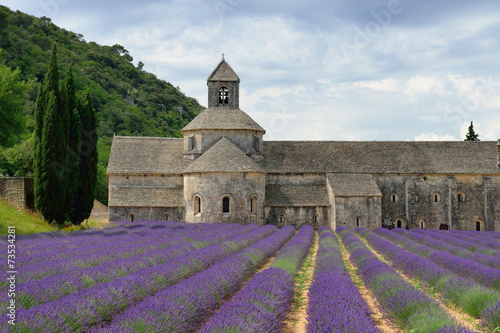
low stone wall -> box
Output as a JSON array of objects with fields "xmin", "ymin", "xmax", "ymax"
[{"xmin": 0, "ymin": 177, "xmax": 34, "ymax": 210}]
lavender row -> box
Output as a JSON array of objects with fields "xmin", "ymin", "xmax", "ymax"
[
  {"xmin": 449, "ymin": 229, "xmax": 500, "ymax": 245},
  {"xmin": 1, "ymin": 224, "xmax": 270, "ymax": 333},
  {"xmin": 394, "ymin": 229, "xmax": 500, "ymax": 290},
  {"xmin": 10, "ymin": 222, "xmax": 237, "ymax": 286},
  {"xmin": 371, "ymin": 227, "xmax": 500, "ymax": 330},
  {"xmin": 306, "ymin": 226, "xmax": 379, "ymax": 333},
  {"xmin": 96, "ymin": 225, "xmax": 295, "ymax": 332},
  {"xmin": 414, "ymin": 229, "xmax": 500, "ymax": 257},
  {"xmin": 199, "ymin": 225, "xmax": 315, "ymax": 333},
  {"xmin": 14, "ymin": 221, "xmax": 215, "ymax": 266},
  {"xmin": 338, "ymin": 227, "xmax": 469, "ymax": 333}
]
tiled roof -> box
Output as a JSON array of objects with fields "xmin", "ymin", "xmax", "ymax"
[
  {"xmin": 181, "ymin": 107, "xmax": 265, "ymax": 132},
  {"xmin": 108, "ymin": 137, "xmax": 500, "ymax": 175},
  {"xmin": 265, "ymin": 184, "xmax": 329, "ymax": 206},
  {"xmin": 327, "ymin": 173, "xmax": 382, "ymax": 197},
  {"xmin": 182, "ymin": 137, "xmax": 265, "ymax": 173},
  {"xmin": 207, "ymin": 59, "xmax": 240, "ymax": 82},
  {"xmin": 109, "ymin": 186, "xmax": 184, "ymax": 207}
]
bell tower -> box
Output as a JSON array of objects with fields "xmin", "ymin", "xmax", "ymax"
[{"xmin": 207, "ymin": 55, "xmax": 240, "ymax": 108}]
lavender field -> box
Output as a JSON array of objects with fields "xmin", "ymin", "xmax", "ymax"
[{"xmin": 2, "ymin": 220, "xmax": 500, "ymax": 332}]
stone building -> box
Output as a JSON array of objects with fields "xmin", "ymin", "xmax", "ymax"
[{"xmin": 107, "ymin": 58, "xmax": 500, "ymax": 231}]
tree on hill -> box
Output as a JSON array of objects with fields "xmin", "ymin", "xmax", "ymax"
[
  {"xmin": 464, "ymin": 121, "xmax": 480, "ymax": 141},
  {"xmin": 70, "ymin": 91, "xmax": 98, "ymax": 225},
  {"xmin": 0, "ymin": 64, "xmax": 34, "ymax": 147}
]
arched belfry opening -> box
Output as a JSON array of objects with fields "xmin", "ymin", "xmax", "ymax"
[{"xmin": 218, "ymin": 86, "xmax": 229, "ymax": 105}]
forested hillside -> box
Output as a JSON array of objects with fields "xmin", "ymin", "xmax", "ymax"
[{"xmin": 0, "ymin": 6, "xmax": 204, "ymax": 204}]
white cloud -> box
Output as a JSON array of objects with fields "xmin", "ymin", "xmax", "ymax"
[{"xmin": 413, "ymin": 133, "xmax": 460, "ymax": 141}]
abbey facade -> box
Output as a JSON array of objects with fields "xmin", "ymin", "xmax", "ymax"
[{"xmin": 107, "ymin": 59, "xmax": 500, "ymax": 231}]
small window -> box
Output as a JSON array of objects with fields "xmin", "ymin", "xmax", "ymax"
[
  {"xmin": 188, "ymin": 136, "xmax": 195, "ymax": 151},
  {"xmin": 222, "ymin": 196, "xmax": 230, "ymax": 214},
  {"xmin": 218, "ymin": 86, "xmax": 229, "ymax": 104},
  {"xmin": 250, "ymin": 196, "xmax": 257, "ymax": 214},
  {"xmin": 415, "ymin": 193, "xmax": 419, "ymax": 203},
  {"xmin": 254, "ymin": 136, "xmax": 260, "ymax": 152},
  {"xmin": 278, "ymin": 214, "xmax": 285, "ymax": 226},
  {"xmin": 164, "ymin": 213, "xmax": 169, "ymax": 221},
  {"xmin": 419, "ymin": 219, "xmax": 425, "ymax": 230},
  {"xmin": 458, "ymin": 192, "xmax": 466, "ymax": 203},
  {"xmin": 314, "ymin": 214, "xmax": 318, "ymax": 223},
  {"xmin": 129, "ymin": 214, "xmax": 134, "ymax": 222},
  {"xmin": 356, "ymin": 217, "xmax": 360, "ymax": 227},
  {"xmin": 391, "ymin": 193, "xmax": 398, "ymax": 203},
  {"xmin": 433, "ymin": 192, "xmax": 441, "ymax": 203},
  {"xmin": 396, "ymin": 219, "xmax": 403, "ymax": 229},
  {"xmin": 475, "ymin": 220, "xmax": 483, "ymax": 231},
  {"xmin": 194, "ymin": 195, "xmax": 201, "ymax": 215}
]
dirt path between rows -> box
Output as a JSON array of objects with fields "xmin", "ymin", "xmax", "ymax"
[
  {"xmin": 359, "ymin": 236, "xmax": 486, "ymax": 333},
  {"xmin": 282, "ymin": 234, "xmax": 319, "ymax": 333},
  {"xmin": 337, "ymin": 234, "xmax": 403, "ymax": 333}
]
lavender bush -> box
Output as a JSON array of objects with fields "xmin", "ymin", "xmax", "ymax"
[{"xmin": 306, "ymin": 226, "xmax": 379, "ymax": 332}]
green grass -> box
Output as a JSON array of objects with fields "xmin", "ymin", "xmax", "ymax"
[
  {"xmin": 0, "ymin": 198, "xmax": 110, "ymax": 235},
  {"xmin": 0, "ymin": 198, "xmax": 56, "ymax": 235}
]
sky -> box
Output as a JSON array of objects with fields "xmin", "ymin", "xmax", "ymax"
[{"xmin": 3, "ymin": 0, "xmax": 500, "ymax": 141}]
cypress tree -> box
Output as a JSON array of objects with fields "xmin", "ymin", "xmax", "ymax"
[
  {"xmin": 63, "ymin": 65, "xmax": 81, "ymax": 220},
  {"xmin": 464, "ymin": 121, "xmax": 480, "ymax": 141},
  {"xmin": 34, "ymin": 44, "xmax": 70, "ymax": 224},
  {"xmin": 70, "ymin": 91, "xmax": 98, "ymax": 224}
]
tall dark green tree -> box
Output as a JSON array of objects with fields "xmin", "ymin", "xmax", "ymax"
[
  {"xmin": 34, "ymin": 44, "xmax": 70, "ymax": 224},
  {"xmin": 63, "ymin": 65, "xmax": 82, "ymax": 218},
  {"xmin": 70, "ymin": 91, "xmax": 98, "ymax": 224},
  {"xmin": 465, "ymin": 121, "xmax": 480, "ymax": 141}
]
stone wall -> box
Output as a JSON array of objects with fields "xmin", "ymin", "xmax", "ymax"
[
  {"xmin": 333, "ymin": 196, "xmax": 381, "ymax": 231},
  {"xmin": 264, "ymin": 206, "xmax": 329, "ymax": 230},
  {"xmin": 375, "ymin": 174, "xmax": 499, "ymax": 231},
  {"xmin": 108, "ymin": 206, "xmax": 184, "ymax": 222},
  {"xmin": 0, "ymin": 177, "xmax": 34, "ymax": 210},
  {"xmin": 183, "ymin": 172, "xmax": 265, "ymax": 224}
]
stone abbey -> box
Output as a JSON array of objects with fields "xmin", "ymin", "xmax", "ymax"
[{"xmin": 107, "ymin": 58, "xmax": 500, "ymax": 231}]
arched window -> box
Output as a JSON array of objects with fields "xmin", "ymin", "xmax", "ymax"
[
  {"xmin": 356, "ymin": 217, "xmax": 361, "ymax": 227},
  {"xmin": 433, "ymin": 192, "xmax": 441, "ymax": 203},
  {"xmin": 250, "ymin": 196, "xmax": 257, "ymax": 214},
  {"xmin": 419, "ymin": 219, "xmax": 425, "ymax": 230},
  {"xmin": 218, "ymin": 86, "xmax": 229, "ymax": 104},
  {"xmin": 415, "ymin": 193, "xmax": 419, "ymax": 203},
  {"xmin": 391, "ymin": 193, "xmax": 398, "ymax": 203},
  {"xmin": 222, "ymin": 196, "xmax": 230, "ymax": 214},
  {"xmin": 278, "ymin": 214, "xmax": 285, "ymax": 226},
  {"xmin": 439, "ymin": 224, "xmax": 449, "ymax": 230},
  {"xmin": 458, "ymin": 191, "xmax": 466, "ymax": 203},
  {"xmin": 194, "ymin": 195, "xmax": 201, "ymax": 215},
  {"xmin": 396, "ymin": 218, "xmax": 404, "ymax": 229},
  {"xmin": 164, "ymin": 213, "xmax": 169, "ymax": 221},
  {"xmin": 129, "ymin": 214, "xmax": 134, "ymax": 222}
]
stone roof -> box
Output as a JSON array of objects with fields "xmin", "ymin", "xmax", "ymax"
[
  {"xmin": 108, "ymin": 137, "xmax": 500, "ymax": 175},
  {"xmin": 181, "ymin": 108, "xmax": 265, "ymax": 132},
  {"xmin": 260, "ymin": 141, "xmax": 500, "ymax": 174},
  {"xmin": 207, "ymin": 58, "xmax": 240, "ymax": 82},
  {"xmin": 107, "ymin": 136, "xmax": 187, "ymax": 174},
  {"xmin": 183, "ymin": 137, "xmax": 265, "ymax": 174},
  {"xmin": 327, "ymin": 173, "xmax": 382, "ymax": 197},
  {"xmin": 109, "ymin": 186, "xmax": 184, "ymax": 207},
  {"xmin": 265, "ymin": 184, "xmax": 329, "ymax": 206}
]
